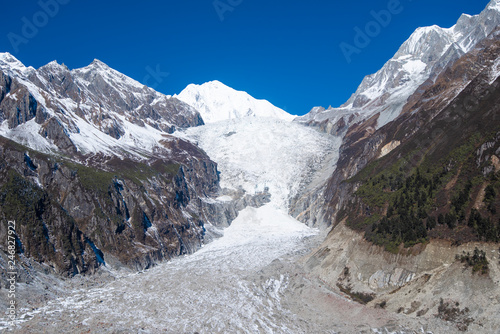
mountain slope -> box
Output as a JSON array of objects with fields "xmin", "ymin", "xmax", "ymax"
[
  {"xmin": 176, "ymin": 80, "xmax": 295, "ymax": 123},
  {"xmin": 0, "ymin": 136, "xmax": 221, "ymax": 275},
  {"xmin": 292, "ymin": 0, "xmax": 500, "ymax": 229},
  {"xmin": 297, "ymin": 10, "xmax": 500, "ymax": 333},
  {"xmin": 337, "ymin": 31, "xmax": 500, "ymax": 246}
]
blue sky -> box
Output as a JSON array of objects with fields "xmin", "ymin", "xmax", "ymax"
[{"xmin": 0, "ymin": 0, "xmax": 491, "ymax": 116}]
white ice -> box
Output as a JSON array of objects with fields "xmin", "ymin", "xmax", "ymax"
[{"xmin": 178, "ymin": 117, "xmax": 337, "ymax": 210}]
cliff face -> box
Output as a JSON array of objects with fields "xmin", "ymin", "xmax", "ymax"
[
  {"xmin": 303, "ymin": 223, "xmax": 500, "ymax": 332},
  {"xmin": 0, "ymin": 132, "xmax": 272, "ymax": 283},
  {"xmin": 1, "ymin": 135, "xmax": 208, "ymax": 277}
]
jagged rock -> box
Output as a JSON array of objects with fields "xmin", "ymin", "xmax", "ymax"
[
  {"xmin": 39, "ymin": 117, "xmax": 77, "ymax": 154},
  {"xmin": 0, "ymin": 55, "xmax": 204, "ymax": 154}
]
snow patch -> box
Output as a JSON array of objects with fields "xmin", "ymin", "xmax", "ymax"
[
  {"xmin": 489, "ymin": 56, "xmax": 500, "ymax": 84},
  {"xmin": 0, "ymin": 119, "xmax": 58, "ymax": 153},
  {"xmin": 216, "ymin": 195, "xmax": 233, "ymax": 202},
  {"xmin": 488, "ymin": 0, "xmax": 500, "ymax": 11},
  {"xmin": 402, "ymin": 59, "xmax": 427, "ymax": 75}
]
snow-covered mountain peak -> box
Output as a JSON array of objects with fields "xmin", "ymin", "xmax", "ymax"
[
  {"xmin": 488, "ymin": 0, "xmax": 500, "ymax": 11},
  {"xmin": 87, "ymin": 58, "xmax": 111, "ymax": 70},
  {"xmin": 45, "ymin": 60, "xmax": 60, "ymax": 67},
  {"xmin": 0, "ymin": 52, "xmax": 17, "ymax": 63},
  {"xmin": 71, "ymin": 58, "xmax": 146, "ymax": 93},
  {"xmin": 201, "ymin": 79, "xmax": 228, "ymax": 88},
  {"xmin": 176, "ymin": 80, "xmax": 295, "ymax": 123},
  {"xmin": 0, "ymin": 52, "xmax": 33, "ymax": 77},
  {"xmin": 74, "ymin": 59, "xmax": 114, "ymax": 76},
  {"xmin": 72, "ymin": 59, "xmax": 112, "ymax": 77},
  {"xmin": 395, "ymin": 2, "xmax": 499, "ymax": 60},
  {"xmin": 38, "ymin": 60, "xmax": 69, "ymax": 73},
  {"xmin": 393, "ymin": 25, "xmax": 454, "ymax": 65},
  {"xmin": 0, "ymin": 55, "xmax": 204, "ymax": 158},
  {"xmin": 303, "ymin": 0, "xmax": 500, "ymax": 131}
]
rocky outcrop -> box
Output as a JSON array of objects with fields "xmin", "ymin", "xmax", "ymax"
[
  {"xmin": 68, "ymin": 60, "xmax": 204, "ymax": 133},
  {"xmin": 38, "ymin": 117, "xmax": 77, "ymax": 154},
  {"xmin": 0, "ymin": 76, "xmax": 48, "ymax": 129}
]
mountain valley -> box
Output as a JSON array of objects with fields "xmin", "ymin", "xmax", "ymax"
[{"xmin": 1, "ymin": 1, "xmax": 500, "ymax": 333}]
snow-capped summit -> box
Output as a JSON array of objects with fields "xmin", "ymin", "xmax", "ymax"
[
  {"xmin": 0, "ymin": 52, "xmax": 21, "ymax": 66},
  {"xmin": 0, "ymin": 52, "xmax": 35, "ymax": 77},
  {"xmin": 345, "ymin": 1, "xmax": 500, "ymax": 117},
  {"xmin": 176, "ymin": 80, "xmax": 295, "ymax": 123},
  {"xmin": 299, "ymin": 0, "xmax": 500, "ymax": 130},
  {"xmin": 71, "ymin": 58, "xmax": 148, "ymax": 93},
  {"xmin": 488, "ymin": 0, "xmax": 500, "ymax": 11}
]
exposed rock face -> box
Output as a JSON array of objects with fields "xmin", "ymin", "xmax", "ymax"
[
  {"xmin": 0, "ymin": 134, "xmax": 269, "ymax": 282},
  {"xmin": 38, "ymin": 117, "xmax": 77, "ymax": 154},
  {"xmin": 303, "ymin": 222, "xmax": 500, "ymax": 331},
  {"xmin": 0, "ymin": 76, "xmax": 47, "ymax": 129}
]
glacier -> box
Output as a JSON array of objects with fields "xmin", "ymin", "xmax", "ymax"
[
  {"xmin": 177, "ymin": 117, "xmax": 339, "ymax": 211},
  {"xmin": 4, "ymin": 3, "xmax": 499, "ymax": 333}
]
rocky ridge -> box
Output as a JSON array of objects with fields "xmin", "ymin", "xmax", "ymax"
[{"xmin": 0, "ymin": 53, "xmax": 203, "ymax": 156}]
